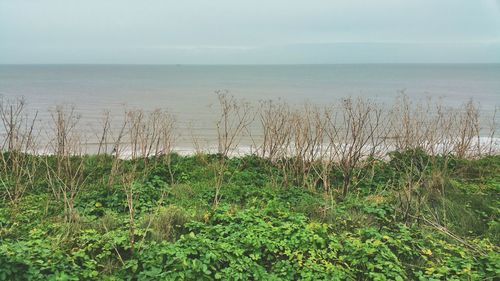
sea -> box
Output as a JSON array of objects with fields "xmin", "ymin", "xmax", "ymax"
[{"xmin": 0, "ymin": 64, "xmax": 499, "ymax": 150}]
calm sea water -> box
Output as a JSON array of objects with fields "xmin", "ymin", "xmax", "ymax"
[{"xmin": 0, "ymin": 64, "xmax": 499, "ymax": 146}]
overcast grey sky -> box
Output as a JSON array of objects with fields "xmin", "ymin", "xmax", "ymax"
[{"xmin": 1, "ymin": 0, "xmax": 500, "ymax": 64}]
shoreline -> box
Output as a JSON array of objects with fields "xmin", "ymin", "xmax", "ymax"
[{"xmin": 26, "ymin": 136, "xmax": 500, "ymax": 159}]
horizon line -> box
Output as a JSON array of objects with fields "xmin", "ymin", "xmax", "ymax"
[{"xmin": 2, "ymin": 62, "xmax": 500, "ymax": 66}]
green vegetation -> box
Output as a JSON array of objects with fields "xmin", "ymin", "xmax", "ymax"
[
  {"xmin": 0, "ymin": 94, "xmax": 498, "ymax": 279},
  {"xmin": 0, "ymin": 151, "xmax": 498, "ymax": 280}
]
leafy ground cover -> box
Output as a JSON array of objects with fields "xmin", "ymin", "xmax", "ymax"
[{"xmin": 0, "ymin": 151, "xmax": 499, "ymax": 280}]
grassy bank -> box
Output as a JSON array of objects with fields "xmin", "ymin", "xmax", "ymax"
[{"xmin": 0, "ymin": 150, "xmax": 499, "ymax": 280}]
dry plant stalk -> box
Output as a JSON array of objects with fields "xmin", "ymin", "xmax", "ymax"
[
  {"xmin": 126, "ymin": 109, "xmax": 176, "ymax": 158},
  {"xmin": 213, "ymin": 92, "xmax": 254, "ymax": 206},
  {"xmin": 107, "ymin": 112, "xmax": 129, "ymax": 188},
  {"xmin": 257, "ymin": 100, "xmax": 293, "ymax": 186},
  {"xmin": 44, "ymin": 105, "xmax": 88, "ymax": 223},
  {"xmin": 390, "ymin": 95, "xmax": 440, "ymax": 153},
  {"xmin": 288, "ymin": 104, "xmax": 326, "ymax": 189},
  {"xmin": 452, "ymin": 100, "xmax": 480, "ymax": 158},
  {"xmin": 216, "ymin": 92, "xmax": 254, "ymax": 157},
  {"xmin": 326, "ymin": 98, "xmax": 387, "ymax": 197},
  {"xmin": 121, "ymin": 171, "xmax": 137, "ymax": 254},
  {"xmin": 389, "ymin": 95, "xmax": 484, "ymax": 159},
  {"xmin": 486, "ymin": 106, "xmax": 499, "ymax": 155},
  {"xmin": 435, "ymin": 102, "xmax": 450, "ymax": 155},
  {"xmin": 312, "ymin": 106, "xmax": 339, "ymax": 193},
  {"xmin": 0, "ymin": 97, "xmax": 40, "ymax": 204},
  {"xmin": 96, "ymin": 110, "xmax": 112, "ymax": 155},
  {"xmin": 0, "ymin": 94, "xmax": 496, "ymax": 209},
  {"xmin": 125, "ymin": 108, "xmax": 176, "ymax": 179},
  {"xmin": 257, "ymin": 99, "xmax": 292, "ymax": 161},
  {"xmin": 395, "ymin": 152, "xmax": 434, "ymax": 225}
]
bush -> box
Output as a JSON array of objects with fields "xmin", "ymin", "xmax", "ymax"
[{"xmin": 143, "ymin": 205, "xmax": 190, "ymax": 241}]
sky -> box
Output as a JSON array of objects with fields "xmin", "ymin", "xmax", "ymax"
[{"xmin": 1, "ymin": 0, "xmax": 500, "ymax": 64}]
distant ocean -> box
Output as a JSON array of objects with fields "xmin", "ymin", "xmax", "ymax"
[{"xmin": 1, "ymin": 64, "xmax": 499, "ymax": 145}]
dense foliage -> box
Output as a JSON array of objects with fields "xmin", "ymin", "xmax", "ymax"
[{"xmin": 0, "ymin": 151, "xmax": 499, "ymax": 280}]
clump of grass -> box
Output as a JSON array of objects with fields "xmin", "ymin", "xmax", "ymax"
[
  {"xmin": 96, "ymin": 211, "xmax": 121, "ymax": 233},
  {"xmin": 143, "ymin": 205, "xmax": 190, "ymax": 241}
]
